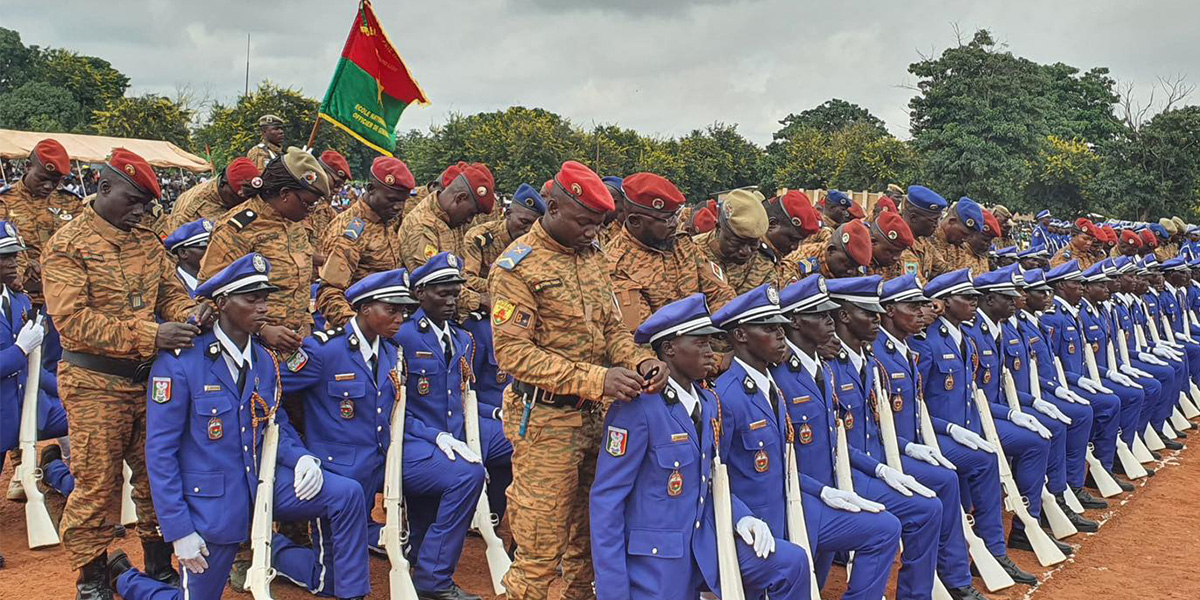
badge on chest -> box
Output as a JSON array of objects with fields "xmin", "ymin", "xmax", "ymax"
[
  {"xmin": 207, "ymin": 417, "xmax": 223, "ymax": 440},
  {"xmin": 944, "ymin": 373, "xmax": 955, "ymax": 390},
  {"xmin": 340, "ymin": 398, "xmax": 355, "ymax": 419},
  {"xmin": 754, "ymin": 449, "xmax": 770, "ymax": 472},
  {"xmin": 799, "ymin": 423, "xmax": 814, "ymax": 445},
  {"xmin": 667, "ymin": 469, "xmax": 684, "ymax": 497},
  {"xmin": 417, "ymin": 376, "xmax": 431, "ymax": 395}
]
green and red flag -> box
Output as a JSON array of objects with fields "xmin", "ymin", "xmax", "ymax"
[{"xmin": 318, "ymin": 0, "xmax": 429, "ymax": 155}]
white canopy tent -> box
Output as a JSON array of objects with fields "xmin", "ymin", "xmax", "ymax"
[{"xmin": 0, "ymin": 129, "xmax": 213, "ymax": 176}]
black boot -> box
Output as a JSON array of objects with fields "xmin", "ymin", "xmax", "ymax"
[
  {"xmin": 1162, "ymin": 437, "xmax": 1184, "ymax": 450},
  {"xmin": 947, "ymin": 585, "xmax": 990, "ymax": 600},
  {"xmin": 1008, "ymin": 527, "xmax": 1074, "ymax": 556},
  {"xmin": 1149, "ymin": 449, "xmax": 1163, "ymax": 460},
  {"xmin": 992, "ymin": 553, "xmax": 1037, "ymax": 585},
  {"xmin": 142, "ymin": 540, "xmax": 180, "ymax": 587},
  {"xmin": 1057, "ymin": 495, "xmax": 1099, "ymax": 532},
  {"xmin": 106, "ymin": 551, "xmax": 133, "ymax": 591},
  {"xmin": 415, "ymin": 584, "xmax": 483, "ymax": 600},
  {"xmin": 1073, "ymin": 486, "xmax": 1108, "ymax": 509},
  {"xmin": 76, "ymin": 552, "xmax": 113, "ymax": 600}
]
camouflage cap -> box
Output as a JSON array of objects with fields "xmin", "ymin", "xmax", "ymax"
[
  {"xmin": 258, "ymin": 114, "xmax": 285, "ymax": 128},
  {"xmin": 718, "ymin": 189, "xmax": 768, "ymax": 239},
  {"xmin": 281, "ymin": 147, "xmax": 331, "ymax": 197}
]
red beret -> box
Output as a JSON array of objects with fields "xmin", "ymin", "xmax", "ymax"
[
  {"xmin": 622, "ymin": 172, "xmax": 685, "ymax": 214},
  {"xmin": 692, "ymin": 205, "xmax": 717, "ymax": 234},
  {"xmin": 981, "ymin": 210, "xmax": 1000, "ymax": 238},
  {"xmin": 773, "ymin": 191, "xmax": 820, "ymax": 234},
  {"xmin": 33, "ymin": 139, "xmax": 70, "ymax": 174},
  {"xmin": 1075, "ymin": 218, "xmax": 1102, "ymax": 238},
  {"xmin": 1101, "ymin": 225, "xmax": 1116, "ymax": 244},
  {"xmin": 540, "ymin": 179, "xmax": 553, "ymax": 195},
  {"xmin": 875, "ymin": 197, "xmax": 897, "ymax": 213},
  {"xmin": 1141, "ymin": 229, "xmax": 1159, "ymax": 248},
  {"xmin": 848, "ymin": 201, "xmax": 865, "ymax": 219},
  {"xmin": 371, "ymin": 156, "xmax": 415, "ymax": 191},
  {"xmin": 833, "ymin": 220, "xmax": 872, "ymax": 267},
  {"xmin": 319, "ymin": 150, "xmax": 353, "ymax": 180},
  {"xmin": 107, "ymin": 147, "xmax": 161, "ymax": 199},
  {"xmin": 874, "ymin": 211, "xmax": 914, "ymax": 249},
  {"xmin": 224, "ymin": 157, "xmax": 259, "ymax": 192},
  {"xmin": 441, "ymin": 161, "xmax": 497, "ymax": 214},
  {"xmin": 553, "ymin": 160, "xmax": 612, "ymax": 213},
  {"xmin": 1120, "ymin": 229, "xmax": 1143, "ymax": 247}
]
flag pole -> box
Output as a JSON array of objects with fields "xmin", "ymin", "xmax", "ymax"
[{"xmin": 306, "ymin": 118, "xmax": 322, "ymax": 151}]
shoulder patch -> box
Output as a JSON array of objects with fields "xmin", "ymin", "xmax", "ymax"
[
  {"xmin": 151, "ymin": 377, "xmax": 172, "ymax": 404},
  {"xmin": 475, "ymin": 232, "xmax": 494, "ymax": 249},
  {"xmin": 496, "ymin": 243, "xmax": 533, "ymax": 271},
  {"xmin": 344, "ymin": 218, "xmax": 365, "ymax": 240},
  {"xmin": 229, "ymin": 209, "xmax": 258, "ymax": 231},
  {"xmin": 606, "ymin": 426, "xmax": 629, "ymax": 457},
  {"xmin": 286, "ymin": 348, "xmax": 309, "ymax": 372}
]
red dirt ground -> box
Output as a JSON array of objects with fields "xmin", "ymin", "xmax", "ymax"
[{"xmin": 2, "ymin": 438, "xmax": 1197, "ymax": 599}]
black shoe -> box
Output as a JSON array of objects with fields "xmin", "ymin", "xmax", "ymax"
[
  {"xmin": 993, "ymin": 553, "xmax": 1037, "ymax": 585},
  {"xmin": 1067, "ymin": 510, "xmax": 1099, "ymax": 533},
  {"xmin": 142, "ymin": 540, "xmax": 180, "ymax": 587},
  {"xmin": 1010, "ymin": 527, "xmax": 1075, "ymax": 556},
  {"xmin": 947, "ymin": 585, "xmax": 990, "ymax": 600},
  {"xmin": 1163, "ymin": 438, "xmax": 1184, "ymax": 450},
  {"xmin": 76, "ymin": 552, "xmax": 113, "ymax": 600},
  {"xmin": 415, "ymin": 584, "xmax": 482, "ymax": 600},
  {"xmin": 1174, "ymin": 428, "xmax": 1187, "ymax": 438},
  {"xmin": 1073, "ymin": 487, "xmax": 1108, "ymax": 509},
  {"xmin": 0, "ymin": 551, "xmax": 6, "ymax": 569},
  {"xmin": 1149, "ymin": 449, "xmax": 1163, "ymax": 460},
  {"xmin": 1052, "ymin": 536, "xmax": 1074, "ymax": 555},
  {"xmin": 106, "ymin": 550, "xmax": 133, "ymax": 591},
  {"xmin": 1116, "ymin": 478, "xmax": 1135, "ymax": 492},
  {"xmin": 39, "ymin": 443, "xmax": 63, "ymax": 470}
]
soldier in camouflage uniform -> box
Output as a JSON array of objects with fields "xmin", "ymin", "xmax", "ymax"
[
  {"xmin": 163, "ymin": 158, "xmax": 259, "ymax": 233},
  {"xmin": 605, "ymin": 172, "xmax": 735, "ymax": 331},
  {"xmin": 1051, "ymin": 218, "xmax": 1105, "ymax": 270},
  {"xmin": 398, "ymin": 162, "xmax": 496, "ymax": 315},
  {"xmin": 889, "ymin": 185, "xmax": 948, "ymax": 282},
  {"xmin": 788, "ymin": 189, "xmax": 855, "ymax": 260},
  {"xmin": 462, "ymin": 183, "xmax": 543, "ymax": 295},
  {"xmin": 246, "ymin": 114, "xmax": 285, "ymax": 171},
  {"xmin": 924, "ymin": 198, "xmax": 985, "ymax": 279},
  {"xmin": 316, "ymin": 157, "xmax": 413, "ymax": 327},
  {"xmin": 42, "ymin": 148, "xmax": 207, "ymax": 599},
  {"xmin": 310, "ymin": 150, "xmax": 352, "ymax": 254},
  {"xmin": 693, "ymin": 189, "xmax": 774, "ymax": 294},
  {"xmin": 201, "ymin": 148, "xmax": 330, "ymax": 355},
  {"xmin": 796, "ymin": 219, "xmax": 874, "ymax": 279},
  {"xmin": 865, "ymin": 210, "xmax": 916, "ymax": 278},
  {"xmin": 961, "ymin": 208, "xmax": 999, "ymax": 275},
  {"xmin": 760, "ymin": 190, "xmax": 821, "ymax": 286},
  {"xmin": 489, "ymin": 161, "xmax": 668, "ymax": 600},
  {"xmin": 1155, "ymin": 218, "xmax": 1180, "ymax": 261}
]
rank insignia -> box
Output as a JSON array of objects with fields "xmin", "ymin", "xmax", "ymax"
[
  {"xmin": 754, "ymin": 449, "xmax": 769, "ymax": 473},
  {"xmin": 1013, "ymin": 358, "xmax": 1021, "ymax": 371},
  {"xmin": 151, "ymin": 377, "xmax": 172, "ymax": 404},
  {"xmin": 983, "ymin": 369, "xmax": 992, "ymax": 384},
  {"xmin": 799, "ymin": 423, "xmax": 814, "ymax": 445},
  {"xmin": 207, "ymin": 417, "xmax": 223, "ymax": 440},
  {"xmin": 844, "ymin": 413, "xmax": 855, "ymax": 430},
  {"xmin": 492, "ymin": 299, "xmax": 516, "ymax": 325},
  {"xmin": 671, "ymin": 432, "xmax": 689, "ymax": 443},
  {"xmin": 749, "ymin": 419, "xmax": 768, "ymax": 430},
  {"xmin": 904, "ymin": 260, "xmax": 919, "ymax": 275},
  {"xmin": 892, "ymin": 395, "xmax": 904, "ymax": 412},
  {"xmin": 667, "ymin": 469, "xmax": 684, "ymax": 497},
  {"xmin": 944, "ymin": 373, "xmax": 955, "ymax": 390},
  {"xmin": 417, "ymin": 376, "xmax": 431, "ymax": 395},
  {"xmin": 340, "ymin": 398, "xmax": 355, "ymax": 419},
  {"xmin": 606, "ymin": 426, "xmax": 628, "ymax": 457},
  {"xmin": 286, "ymin": 349, "xmax": 309, "ymax": 372}
]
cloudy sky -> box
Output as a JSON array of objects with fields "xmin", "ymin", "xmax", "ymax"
[{"xmin": 4, "ymin": 0, "xmax": 1196, "ymax": 144}]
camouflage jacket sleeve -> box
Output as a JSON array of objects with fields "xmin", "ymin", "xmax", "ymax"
[
  {"xmin": 600, "ymin": 275, "xmax": 654, "ymax": 373},
  {"xmin": 489, "ymin": 266, "xmax": 609, "ymax": 401},
  {"xmin": 198, "ymin": 221, "xmax": 252, "ymax": 281},
  {"xmin": 42, "ymin": 235, "xmax": 160, "ymax": 358},
  {"xmin": 606, "ymin": 250, "xmax": 653, "ymax": 333},
  {"xmin": 314, "ymin": 233, "xmax": 360, "ymax": 327},
  {"xmin": 697, "ymin": 254, "xmax": 736, "ymax": 311},
  {"xmin": 151, "ymin": 237, "xmax": 197, "ymax": 322},
  {"xmin": 461, "ymin": 224, "xmax": 491, "ymax": 295}
]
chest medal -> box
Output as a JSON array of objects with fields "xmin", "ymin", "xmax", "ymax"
[
  {"xmin": 754, "ymin": 449, "xmax": 769, "ymax": 473},
  {"xmin": 1013, "ymin": 358, "xmax": 1021, "ymax": 371},
  {"xmin": 340, "ymin": 398, "xmax": 355, "ymax": 419},
  {"xmin": 667, "ymin": 469, "xmax": 684, "ymax": 497},
  {"xmin": 1068, "ymin": 342, "xmax": 1076, "ymax": 354},
  {"xmin": 799, "ymin": 423, "xmax": 814, "ymax": 445},
  {"xmin": 207, "ymin": 417, "xmax": 223, "ymax": 440},
  {"xmin": 983, "ymin": 368, "xmax": 992, "ymax": 385},
  {"xmin": 944, "ymin": 373, "xmax": 955, "ymax": 391},
  {"xmin": 892, "ymin": 395, "xmax": 904, "ymax": 412},
  {"xmin": 417, "ymin": 376, "xmax": 431, "ymax": 395}
]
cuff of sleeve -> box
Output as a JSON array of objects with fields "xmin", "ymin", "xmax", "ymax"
[
  {"xmin": 580, "ymin": 365, "xmax": 608, "ymax": 402},
  {"xmin": 135, "ymin": 321, "xmax": 160, "ymax": 357}
]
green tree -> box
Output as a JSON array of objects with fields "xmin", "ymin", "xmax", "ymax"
[
  {"xmin": 674, "ymin": 123, "xmax": 763, "ymax": 201},
  {"xmin": 774, "ymin": 99, "xmax": 888, "ymax": 143},
  {"xmin": 760, "ymin": 122, "xmax": 919, "ymax": 193},
  {"xmin": 93, "ymin": 94, "xmax": 194, "ymax": 147},
  {"xmin": 1092, "ymin": 106, "xmax": 1200, "ymax": 221},
  {"xmin": 0, "ymin": 28, "xmax": 37, "ymax": 95},
  {"xmin": 0, "ymin": 81, "xmax": 86, "ymax": 132},
  {"xmin": 1026, "ymin": 136, "xmax": 1103, "ymax": 217},
  {"xmin": 37, "ymin": 48, "xmax": 129, "ymax": 119}
]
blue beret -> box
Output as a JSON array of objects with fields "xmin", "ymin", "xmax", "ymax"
[
  {"xmin": 0, "ymin": 220, "xmax": 26, "ymax": 255},
  {"xmin": 601, "ymin": 176, "xmax": 624, "ymax": 191},
  {"xmin": 347, "ymin": 268, "xmax": 418, "ymax": 307},
  {"xmin": 711, "ymin": 284, "xmax": 790, "ymax": 329},
  {"xmin": 954, "ymin": 197, "xmax": 984, "ymax": 232},
  {"xmin": 826, "ymin": 190, "xmax": 852, "ymax": 208},
  {"xmin": 194, "ymin": 253, "xmax": 278, "ymax": 299},
  {"xmin": 411, "ymin": 252, "xmax": 466, "ymax": 288},
  {"xmin": 906, "ymin": 185, "xmax": 947, "ymax": 212},
  {"xmin": 511, "ymin": 183, "xmax": 546, "ymax": 215}
]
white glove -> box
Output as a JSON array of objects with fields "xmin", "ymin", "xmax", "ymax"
[
  {"xmin": 1009, "ymin": 410, "xmax": 1052, "ymax": 439},
  {"xmin": 820, "ymin": 486, "xmax": 885, "ymax": 513},
  {"xmin": 1033, "ymin": 399, "xmax": 1072, "ymax": 424},
  {"xmin": 173, "ymin": 532, "xmax": 209, "ymax": 573},
  {"xmin": 14, "ymin": 317, "xmax": 45, "ymax": 355},
  {"xmin": 1066, "ymin": 388, "xmax": 1090, "ymax": 405},
  {"xmin": 875, "ymin": 463, "xmax": 936, "ymax": 498},
  {"xmin": 1077, "ymin": 377, "xmax": 1100, "ymax": 394},
  {"xmin": 293, "ymin": 455, "xmax": 324, "ymax": 501},
  {"xmin": 1107, "ymin": 370, "xmax": 1139, "ymax": 389},
  {"xmin": 948, "ymin": 423, "xmax": 996, "ymax": 453},
  {"xmin": 735, "ymin": 516, "xmax": 776, "ymax": 558},
  {"xmin": 905, "ymin": 442, "xmax": 956, "ymax": 470},
  {"xmin": 1138, "ymin": 352, "xmax": 1167, "ymax": 366},
  {"xmin": 435, "ymin": 432, "xmax": 481, "ymax": 463},
  {"xmin": 1054, "ymin": 386, "xmax": 1075, "ymax": 402}
]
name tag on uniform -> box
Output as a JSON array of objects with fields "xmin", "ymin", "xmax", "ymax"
[
  {"xmin": 942, "ymin": 354, "xmax": 955, "ymax": 359},
  {"xmin": 841, "ymin": 383, "xmax": 854, "ymax": 391},
  {"xmin": 749, "ymin": 419, "xmax": 768, "ymax": 430},
  {"xmin": 415, "ymin": 351, "xmax": 435, "ymax": 359},
  {"xmin": 891, "ymin": 372, "xmax": 906, "ymax": 380},
  {"xmin": 1030, "ymin": 337, "xmax": 1040, "ymax": 344},
  {"xmin": 1089, "ymin": 325, "xmax": 1098, "ymax": 330},
  {"xmin": 203, "ymin": 385, "xmax": 221, "ymax": 392},
  {"xmin": 1008, "ymin": 339, "xmax": 1019, "ymax": 345},
  {"xmin": 792, "ymin": 395, "xmax": 811, "ymax": 404},
  {"xmin": 334, "ymin": 373, "xmax": 355, "ymax": 381},
  {"xmin": 671, "ymin": 433, "xmax": 690, "ymax": 443},
  {"xmin": 982, "ymin": 350, "xmax": 993, "ymax": 356},
  {"xmin": 1067, "ymin": 326, "xmax": 1076, "ymax": 331}
]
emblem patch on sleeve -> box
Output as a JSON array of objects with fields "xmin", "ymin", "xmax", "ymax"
[
  {"xmin": 606, "ymin": 426, "xmax": 629, "ymax": 457},
  {"xmin": 424, "ymin": 244, "xmax": 438, "ymax": 259},
  {"xmin": 151, "ymin": 377, "xmax": 172, "ymax": 403},
  {"xmin": 286, "ymin": 349, "xmax": 309, "ymax": 372},
  {"xmin": 492, "ymin": 299, "xmax": 516, "ymax": 325}
]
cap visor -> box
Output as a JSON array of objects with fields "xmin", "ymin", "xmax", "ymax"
[
  {"xmin": 743, "ymin": 314, "xmax": 792, "ymax": 326},
  {"xmin": 227, "ymin": 281, "xmax": 279, "ymax": 295},
  {"xmin": 807, "ymin": 299, "xmax": 842, "ymax": 313},
  {"xmin": 849, "ymin": 300, "xmax": 886, "ymax": 314},
  {"xmin": 420, "ymin": 274, "xmax": 467, "ymax": 287},
  {"xmin": 992, "ymin": 289, "xmax": 1021, "ymax": 297},
  {"xmin": 682, "ymin": 324, "xmax": 723, "ymax": 337},
  {"xmin": 376, "ymin": 294, "xmax": 420, "ymax": 305}
]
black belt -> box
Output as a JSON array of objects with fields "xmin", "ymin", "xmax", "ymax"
[
  {"xmin": 62, "ymin": 350, "xmax": 153, "ymax": 383},
  {"xmin": 512, "ymin": 380, "xmax": 598, "ymax": 411}
]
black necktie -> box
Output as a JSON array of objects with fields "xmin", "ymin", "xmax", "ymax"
[
  {"xmin": 441, "ymin": 331, "xmax": 453, "ymax": 365},
  {"xmin": 690, "ymin": 401, "xmax": 702, "ymax": 437},
  {"xmin": 815, "ymin": 366, "xmax": 826, "ymax": 399},
  {"xmin": 768, "ymin": 382, "xmax": 780, "ymax": 417},
  {"xmin": 369, "ymin": 353, "xmax": 378, "ymax": 380},
  {"xmin": 0, "ymin": 294, "xmax": 9, "ymax": 322},
  {"xmin": 236, "ymin": 361, "xmax": 248, "ymax": 394}
]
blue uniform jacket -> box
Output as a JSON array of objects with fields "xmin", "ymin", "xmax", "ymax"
[
  {"xmin": 1078, "ymin": 300, "xmax": 1115, "ymax": 371},
  {"xmin": 146, "ymin": 331, "xmax": 308, "ymax": 544},
  {"xmin": 0, "ymin": 290, "xmax": 59, "ymax": 453},
  {"xmin": 1041, "ymin": 298, "xmax": 1088, "ymax": 381},
  {"xmin": 771, "ymin": 350, "xmax": 842, "ymax": 494},
  {"xmin": 714, "ymin": 361, "xmax": 790, "ymax": 535},
  {"xmin": 872, "ymin": 335, "xmax": 951, "ymax": 447},
  {"xmin": 1017, "ymin": 312, "xmax": 1062, "ymax": 392},
  {"xmin": 826, "ymin": 347, "xmax": 890, "ymax": 476},
  {"xmin": 1031, "ymin": 226, "xmax": 1051, "ymax": 250},
  {"xmin": 393, "ymin": 309, "xmax": 480, "ymax": 445},
  {"xmin": 962, "ymin": 318, "xmax": 1024, "ymax": 420},
  {"xmin": 1158, "ymin": 288, "xmax": 1182, "ymax": 335},
  {"xmin": 462, "ymin": 315, "xmax": 505, "ymax": 419},
  {"xmin": 911, "ymin": 320, "xmax": 985, "ymax": 436},
  {"xmin": 1000, "ymin": 317, "xmax": 1036, "ymax": 404},
  {"xmin": 590, "ymin": 384, "xmax": 752, "ymax": 600}
]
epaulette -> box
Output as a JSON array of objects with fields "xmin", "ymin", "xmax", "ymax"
[
  {"xmin": 229, "ymin": 209, "xmax": 258, "ymax": 231},
  {"xmin": 885, "ymin": 340, "xmax": 896, "ymax": 353},
  {"xmin": 474, "ymin": 232, "xmax": 494, "ymax": 249},
  {"xmin": 837, "ymin": 349, "xmax": 848, "ymax": 362},
  {"xmin": 914, "ymin": 331, "xmax": 928, "ymax": 341},
  {"xmin": 742, "ymin": 376, "xmax": 757, "ymax": 394},
  {"xmin": 418, "ymin": 318, "xmax": 430, "ymax": 332},
  {"xmin": 344, "ymin": 218, "xmax": 365, "ymax": 240},
  {"xmin": 313, "ymin": 326, "xmax": 346, "ymax": 344},
  {"xmin": 939, "ymin": 324, "xmax": 949, "ymax": 335},
  {"xmin": 758, "ymin": 242, "xmax": 778, "ymax": 263},
  {"xmin": 496, "ymin": 243, "xmax": 532, "ymax": 271}
]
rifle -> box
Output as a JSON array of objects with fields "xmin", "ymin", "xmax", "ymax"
[
  {"xmin": 999, "ymin": 371, "xmax": 1076, "ymax": 540},
  {"xmin": 1081, "ymin": 340, "xmax": 1147, "ymax": 479},
  {"xmin": 383, "ymin": 354, "xmax": 420, "ymax": 600},
  {"xmin": 246, "ymin": 360, "xmax": 282, "ymax": 599},
  {"xmin": 1146, "ymin": 311, "xmax": 1200, "ymax": 416},
  {"xmin": 784, "ymin": 429, "xmax": 821, "ymax": 600},
  {"xmin": 462, "ymin": 384, "xmax": 510, "ymax": 595},
  {"xmin": 973, "ymin": 387, "xmax": 1066, "ymax": 566},
  {"xmin": 916, "ymin": 395, "xmax": 1014, "ymax": 592},
  {"xmin": 712, "ymin": 415, "xmax": 747, "ymax": 600},
  {"xmin": 1105, "ymin": 333, "xmax": 1162, "ymax": 459},
  {"xmin": 1026, "ymin": 355, "xmax": 1086, "ymax": 515},
  {"xmin": 1050, "ymin": 356, "xmax": 1122, "ymax": 498},
  {"xmin": 17, "ymin": 344, "xmax": 59, "ymax": 549}
]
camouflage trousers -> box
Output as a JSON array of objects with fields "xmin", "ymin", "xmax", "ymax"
[
  {"xmin": 58, "ymin": 363, "xmax": 159, "ymax": 569},
  {"xmin": 501, "ymin": 390, "xmax": 604, "ymax": 600}
]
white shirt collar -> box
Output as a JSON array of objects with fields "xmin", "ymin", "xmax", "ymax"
[
  {"xmin": 838, "ymin": 337, "xmax": 865, "ymax": 374},
  {"xmin": 0, "ymin": 285, "xmax": 9, "ymax": 305},
  {"xmin": 428, "ymin": 317, "xmax": 453, "ymax": 352},
  {"xmin": 667, "ymin": 377, "xmax": 700, "ymax": 418},
  {"xmin": 786, "ymin": 339, "xmax": 820, "ymax": 379},
  {"xmin": 1055, "ymin": 296, "xmax": 1080, "ymax": 318},
  {"xmin": 977, "ymin": 309, "xmax": 1002, "ymax": 342},
  {"xmin": 1165, "ymin": 281, "xmax": 1178, "ymax": 294},
  {"xmin": 213, "ymin": 322, "xmax": 252, "ymax": 381},
  {"xmin": 938, "ymin": 316, "xmax": 963, "ymax": 346},
  {"xmin": 176, "ymin": 266, "xmax": 198, "ymax": 291},
  {"xmin": 348, "ymin": 316, "xmax": 380, "ymax": 367},
  {"xmin": 880, "ymin": 327, "xmax": 910, "ymax": 359},
  {"xmin": 734, "ymin": 357, "xmax": 777, "ymax": 400}
]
